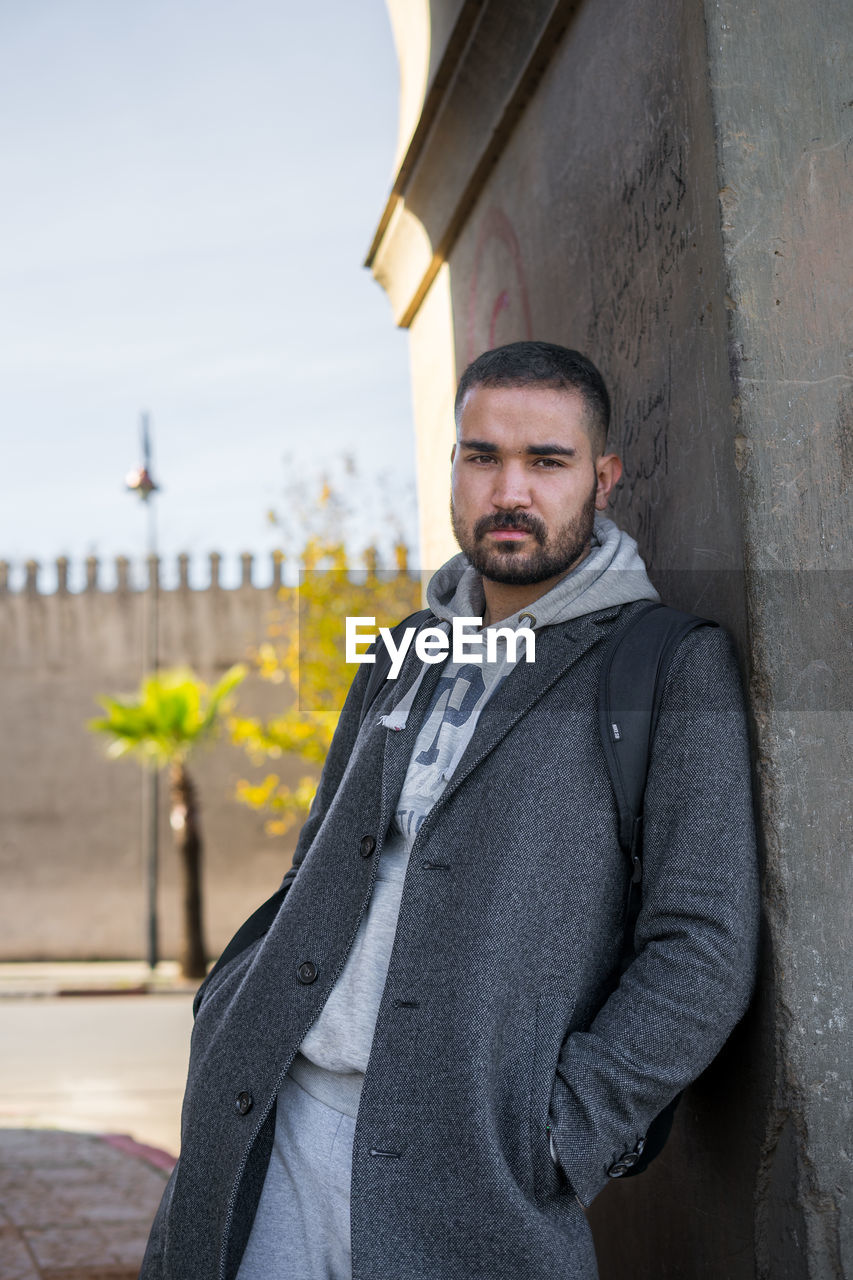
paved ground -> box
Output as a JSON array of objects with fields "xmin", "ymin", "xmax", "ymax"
[
  {"xmin": 0, "ymin": 964, "xmax": 196, "ymax": 1279},
  {"xmin": 0, "ymin": 1128, "xmax": 172, "ymax": 1280}
]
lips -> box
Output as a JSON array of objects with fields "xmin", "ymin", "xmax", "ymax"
[{"xmin": 471, "ymin": 512, "xmax": 548, "ymax": 545}]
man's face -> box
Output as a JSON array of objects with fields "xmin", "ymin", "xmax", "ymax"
[{"xmin": 450, "ymin": 384, "xmax": 616, "ymax": 587}]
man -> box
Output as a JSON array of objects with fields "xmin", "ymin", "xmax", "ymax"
[{"xmin": 142, "ymin": 341, "xmax": 759, "ymax": 1279}]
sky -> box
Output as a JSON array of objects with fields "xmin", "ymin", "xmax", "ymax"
[{"xmin": 0, "ymin": 0, "xmax": 418, "ymax": 590}]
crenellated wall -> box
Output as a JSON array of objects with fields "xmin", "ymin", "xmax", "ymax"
[{"xmin": 0, "ymin": 552, "xmax": 301, "ymax": 961}]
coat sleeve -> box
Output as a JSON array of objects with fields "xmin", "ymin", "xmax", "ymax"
[{"xmin": 548, "ymin": 624, "xmax": 761, "ymax": 1205}]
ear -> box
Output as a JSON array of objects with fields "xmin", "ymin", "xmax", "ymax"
[{"xmin": 594, "ymin": 453, "xmax": 622, "ymax": 509}]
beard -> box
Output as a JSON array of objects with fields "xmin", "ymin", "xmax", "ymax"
[{"xmin": 451, "ymin": 479, "xmax": 598, "ymax": 586}]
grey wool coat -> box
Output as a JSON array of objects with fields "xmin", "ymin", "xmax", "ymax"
[{"xmin": 141, "ymin": 601, "xmax": 760, "ymax": 1280}]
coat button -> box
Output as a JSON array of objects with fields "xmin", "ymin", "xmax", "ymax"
[
  {"xmin": 235, "ymin": 1091, "xmax": 253, "ymax": 1116},
  {"xmin": 297, "ymin": 960, "xmax": 318, "ymax": 984},
  {"xmin": 360, "ymin": 835, "xmax": 376, "ymax": 858},
  {"xmin": 608, "ymin": 1147, "xmax": 641, "ymax": 1177}
]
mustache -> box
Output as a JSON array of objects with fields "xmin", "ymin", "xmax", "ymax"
[{"xmin": 473, "ymin": 512, "xmax": 547, "ymax": 545}]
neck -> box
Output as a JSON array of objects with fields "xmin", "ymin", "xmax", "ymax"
[{"xmin": 481, "ymin": 544, "xmax": 591, "ymax": 626}]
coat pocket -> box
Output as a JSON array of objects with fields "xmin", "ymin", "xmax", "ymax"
[{"xmin": 529, "ymin": 981, "xmax": 576, "ymax": 1207}]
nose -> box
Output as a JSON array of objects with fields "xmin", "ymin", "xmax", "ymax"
[{"xmin": 490, "ymin": 461, "xmax": 532, "ymax": 510}]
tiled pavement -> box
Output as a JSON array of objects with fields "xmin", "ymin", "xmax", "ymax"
[{"xmin": 0, "ymin": 1128, "xmax": 174, "ymax": 1280}]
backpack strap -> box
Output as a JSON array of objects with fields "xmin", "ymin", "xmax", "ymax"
[
  {"xmin": 597, "ymin": 601, "xmax": 716, "ymax": 881},
  {"xmin": 358, "ymin": 609, "xmax": 435, "ymax": 727}
]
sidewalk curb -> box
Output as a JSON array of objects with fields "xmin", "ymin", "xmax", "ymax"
[
  {"xmin": 0, "ymin": 963, "xmax": 202, "ymax": 1000},
  {"xmin": 0, "ymin": 986, "xmax": 199, "ymax": 999},
  {"xmin": 100, "ymin": 1132, "xmax": 177, "ymax": 1174}
]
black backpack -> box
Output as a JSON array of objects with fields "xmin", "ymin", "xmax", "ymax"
[{"xmin": 360, "ymin": 600, "xmax": 715, "ymax": 1175}]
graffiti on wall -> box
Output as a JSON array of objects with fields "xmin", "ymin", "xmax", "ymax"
[
  {"xmin": 587, "ymin": 120, "xmax": 696, "ymax": 564},
  {"xmin": 465, "ymin": 207, "xmax": 533, "ymax": 365}
]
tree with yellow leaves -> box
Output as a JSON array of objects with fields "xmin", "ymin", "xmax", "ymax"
[{"xmin": 231, "ymin": 535, "xmax": 421, "ymax": 836}]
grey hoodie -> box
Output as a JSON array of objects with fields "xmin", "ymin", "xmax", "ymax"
[
  {"xmin": 430, "ymin": 513, "xmax": 659, "ymax": 629},
  {"xmin": 381, "ymin": 514, "xmax": 659, "ymax": 735},
  {"xmin": 287, "ymin": 515, "xmax": 658, "ymax": 1117}
]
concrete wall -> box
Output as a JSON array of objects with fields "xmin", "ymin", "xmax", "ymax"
[
  {"xmin": 705, "ymin": 4, "xmax": 852, "ymax": 1274},
  {"xmin": 0, "ymin": 554, "xmax": 300, "ymax": 961},
  {"xmin": 369, "ymin": 0, "xmax": 851, "ymax": 1274}
]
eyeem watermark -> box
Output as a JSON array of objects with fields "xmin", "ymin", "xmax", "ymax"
[{"xmin": 346, "ymin": 617, "xmax": 536, "ymax": 678}]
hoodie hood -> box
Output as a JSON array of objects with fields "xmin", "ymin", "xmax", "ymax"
[
  {"xmin": 425, "ymin": 514, "xmax": 658, "ymax": 628},
  {"xmin": 377, "ymin": 516, "xmax": 658, "ymax": 735}
]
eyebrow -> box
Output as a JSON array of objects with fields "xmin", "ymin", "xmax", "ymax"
[{"xmin": 459, "ymin": 438, "xmax": 577, "ymax": 458}]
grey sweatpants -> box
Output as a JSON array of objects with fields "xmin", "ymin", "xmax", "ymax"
[{"xmin": 236, "ymin": 1072, "xmax": 356, "ymax": 1280}]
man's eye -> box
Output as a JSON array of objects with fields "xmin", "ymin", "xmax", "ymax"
[
  {"xmin": 467, "ymin": 454, "xmax": 496, "ymax": 464},
  {"xmin": 533, "ymin": 458, "xmax": 563, "ymax": 468}
]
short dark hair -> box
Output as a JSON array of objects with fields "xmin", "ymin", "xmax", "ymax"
[{"xmin": 454, "ymin": 340, "xmax": 611, "ymax": 454}]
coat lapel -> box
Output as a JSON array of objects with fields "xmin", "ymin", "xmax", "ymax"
[
  {"xmin": 424, "ymin": 607, "xmax": 623, "ymax": 816},
  {"xmin": 374, "ymin": 652, "xmax": 449, "ymax": 847},
  {"xmin": 372, "ymin": 605, "xmax": 627, "ymax": 840}
]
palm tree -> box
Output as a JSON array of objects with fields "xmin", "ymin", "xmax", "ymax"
[{"xmin": 89, "ymin": 664, "xmax": 246, "ymax": 978}]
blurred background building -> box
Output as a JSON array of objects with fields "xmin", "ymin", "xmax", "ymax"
[{"xmin": 0, "ymin": 552, "xmax": 296, "ymax": 961}]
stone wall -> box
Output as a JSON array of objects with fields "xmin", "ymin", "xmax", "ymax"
[
  {"xmin": 369, "ymin": 0, "xmax": 851, "ymax": 1274},
  {"xmin": 704, "ymin": 4, "xmax": 852, "ymax": 1273},
  {"xmin": 0, "ymin": 553, "xmax": 301, "ymax": 961}
]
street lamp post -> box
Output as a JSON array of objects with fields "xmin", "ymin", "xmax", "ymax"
[{"xmin": 126, "ymin": 413, "xmax": 160, "ymax": 971}]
